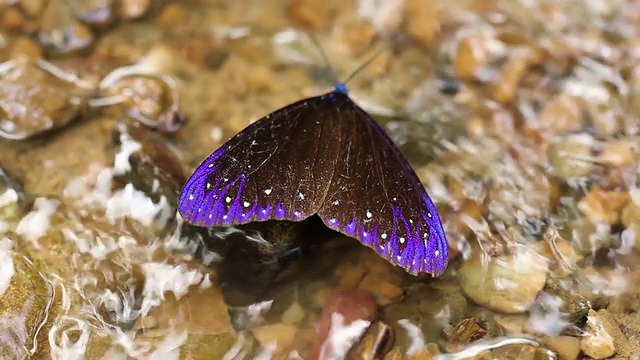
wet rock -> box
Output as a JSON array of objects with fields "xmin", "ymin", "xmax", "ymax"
[
  {"xmin": 549, "ymin": 134, "xmax": 595, "ymax": 180},
  {"xmin": 8, "ymin": 36, "xmax": 43, "ymax": 60},
  {"xmin": 537, "ymin": 92, "xmax": 585, "ymax": 136},
  {"xmin": 493, "ymin": 47, "xmax": 541, "ymax": 103},
  {"xmin": 597, "ymin": 139, "xmax": 637, "ymax": 167},
  {"xmin": 443, "ymin": 317, "xmax": 502, "ymax": 352},
  {"xmin": 541, "ymin": 336, "xmax": 581, "ymax": 360},
  {"xmin": 577, "ymin": 187, "xmax": 629, "ymax": 225},
  {"xmin": 458, "ymin": 245, "xmax": 548, "ymax": 314},
  {"xmin": 0, "ymin": 239, "xmax": 53, "ymax": 359},
  {"xmin": 252, "ymin": 323, "xmax": 299, "ymax": 354},
  {"xmin": 541, "ymin": 278, "xmax": 609, "ymax": 330},
  {"xmin": 98, "ymin": 66, "xmax": 185, "ymax": 132},
  {"xmin": 0, "ymin": 164, "xmax": 27, "ymax": 221},
  {"xmin": 347, "ymin": 321, "xmax": 394, "ymax": 360},
  {"xmin": 0, "ymin": 57, "xmax": 88, "ymax": 140},
  {"xmin": 385, "ymin": 283, "xmax": 468, "ymax": 346},
  {"xmin": 404, "ymin": 0, "xmax": 439, "ymax": 47},
  {"xmin": 309, "ymin": 287, "xmax": 378, "ymax": 360},
  {"xmin": 581, "ymin": 309, "xmax": 617, "ymax": 359},
  {"xmin": 73, "ymin": 0, "xmax": 116, "ymax": 28},
  {"xmin": 287, "ymin": 0, "xmax": 335, "ymax": 30},
  {"xmin": 39, "ymin": 1, "xmax": 95, "ymax": 55},
  {"xmin": 118, "ymin": 0, "xmax": 151, "ymax": 20},
  {"xmin": 110, "ymin": 122, "xmax": 186, "ymax": 211},
  {"xmin": 566, "ymin": 217, "xmax": 613, "ymax": 255},
  {"xmin": 454, "ymin": 36, "xmax": 490, "ymax": 82}
]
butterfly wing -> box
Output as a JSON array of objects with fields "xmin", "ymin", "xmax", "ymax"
[
  {"xmin": 178, "ymin": 91, "xmax": 448, "ymax": 276},
  {"xmin": 315, "ymin": 92, "xmax": 449, "ymax": 276},
  {"xmin": 178, "ymin": 95, "xmax": 342, "ymax": 227}
]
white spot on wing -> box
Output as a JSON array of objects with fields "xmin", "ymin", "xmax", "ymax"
[
  {"xmin": 381, "ymin": 233, "xmax": 387, "ymax": 239},
  {"xmin": 332, "ymin": 200, "xmax": 339, "ymax": 206},
  {"xmin": 298, "ymin": 192, "xmax": 305, "ymax": 200},
  {"xmin": 225, "ymin": 197, "xmax": 232, "ymax": 203},
  {"xmin": 264, "ymin": 188, "xmax": 272, "ymax": 195},
  {"xmin": 366, "ymin": 211, "xmax": 372, "ymax": 219},
  {"xmin": 427, "ymin": 212, "xmax": 432, "ymax": 218},
  {"xmin": 435, "ymin": 250, "xmax": 440, "ymax": 256},
  {"xmin": 399, "ymin": 237, "xmax": 405, "ymax": 244},
  {"xmin": 189, "ymin": 194, "xmax": 194, "ymax": 200},
  {"xmin": 243, "ymin": 201, "xmax": 250, "ymax": 207}
]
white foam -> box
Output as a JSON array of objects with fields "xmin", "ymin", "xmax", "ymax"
[
  {"xmin": 139, "ymin": 263, "xmax": 203, "ymax": 316},
  {"xmin": 105, "ymin": 184, "xmax": 172, "ymax": 227},
  {"xmin": 15, "ymin": 198, "xmax": 59, "ymax": 246},
  {"xmin": 0, "ymin": 238, "xmax": 14, "ymax": 295},
  {"xmin": 0, "ymin": 188, "xmax": 18, "ymax": 208},
  {"xmin": 113, "ymin": 132, "xmax": 142, "ymax": 175}
]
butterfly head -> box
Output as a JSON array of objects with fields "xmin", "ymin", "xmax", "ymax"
[{"xmin": 332, "ymin": 83, "xmax": 349, "ymax": 95}]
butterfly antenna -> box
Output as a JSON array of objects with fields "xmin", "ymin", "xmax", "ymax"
[
  {"xmin": 342, "ymin": 45, "xmax": 390, "ymax": 85},
  {"xmin": 307, "ymin": 32, "xmax": 340, "ymax": 84}
]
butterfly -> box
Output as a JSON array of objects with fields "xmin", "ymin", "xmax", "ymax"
[{"xmin": 178, "ymin": 82, "xmax": 449, "ymax": 276}]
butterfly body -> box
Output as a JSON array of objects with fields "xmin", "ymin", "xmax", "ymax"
[{"xmin": 179, "ymin": 84, "xmax": 449, "ymax": 276}]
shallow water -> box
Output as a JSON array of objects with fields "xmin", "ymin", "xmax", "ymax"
[{"xmin": 1, "ymin": 0, "xmax": 640, "ymax": 359}]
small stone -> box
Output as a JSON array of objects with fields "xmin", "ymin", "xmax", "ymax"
[
  {"xmin": 309, "ymin": 288, "xmax": 378, "ymax": 359},
  {"xmin": 118, "ymin": 0, "xmax": 151, "ymax": 20},
  {"xmin": 577, "ymin": 187, "xmax": 629, "ymax": 225},
  {"xmin": 8, "ymin": 37, "xmax": 43, "ymax": 59},
  {"xmin": 598, "ymin": 139, "xmax": 636, "ymax": 167},
  {"xmin": 454, "ymin": 37, "xmax": 488, "ymax": 81},
  {"xmin": 2, "ymin": 6, "xmax": 25, "ymax": 32},
  {"xmin": 73, "ymin": 0, "xmax": 115, "ymax": 27},
  {"xmin": 281, "ymin": 301, "xmax": 304, "ymax": 324},
  {"xmin": 358, "ymin": 274, "xmax": 404, "ymax": 306},
  {"xmin": 541, "ymin": 336, "xmax": 581, "ymax": 360},
  {"xmin": 621, "ymin": 199, "xmax": 640, "ymax": 228},
  {"xmin": 404, "ymin": 0, "xmax": 439, "ymax": 47},
  {"xmin": 19, "ymin": 0, "xmax": 46, "ymax": 17},
  {"xmin": 154, "ymin": 2, "xmax": 189, "ymax": 27},
  {"xmin": 458, "ymin": 245, "xmax": 548, "ymax": 314},
  {"xmin": 335, "ymin": 263, "xmax": 365, "ymax": 288},
  {"xmin": 252, "ymin": 323, "xmax": 298, "ymax": 349},
  {"xmin": 537, "ymin": 93, "xmax": 585, "ymax": 136},
  {"xmin": 0, "ymin": 57, "xmax": 87, "ymax": 140},
  {"xmin": 39, "ymin": 1, "xmax": 94, "ymax": 55},
  {"xmin": 549, "ymin": 134, "xmax": 595, "ymax": 179},
  {"xmin": 347, "ymin": 321, "xmax": 394, "ymax": 359},
  {"xmin": 493, "ymin": 47, "xmax": 541, "ymax": 103},
  {"xmin": 288, "ymin": 0, "xmax": 334, "ymax": 30},
  {"xmin": 566, "ymin": 217, "xmax": 612, "ymax": 255},
  {"xmin": 580, "ymin": 309, "xmax": 616, "ymax": 359}
]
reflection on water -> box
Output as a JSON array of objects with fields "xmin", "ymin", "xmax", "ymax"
[{"xmin": 0, "ymin": 0, "xmax": 639, "ymax": 359}]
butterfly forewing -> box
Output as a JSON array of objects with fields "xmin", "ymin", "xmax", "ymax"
[
  {"xmin": 178, "ymin": 90, "xmax": 449, "ymax": 276},
  {"xmin": 178, "ymin": 96, "xmax": 341, "ymax": 227}
]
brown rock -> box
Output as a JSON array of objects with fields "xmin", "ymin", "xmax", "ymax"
[
  {"xmin": 542, "ymin": 336, "xmax": 581, "ymax": 360},
  {"xmin": 309, "ymin": 288, "xmax": 378, "ymax": 360},
  {"xmin": 405, "ymin": 0, "xmax": 439, "ymax": 47}
]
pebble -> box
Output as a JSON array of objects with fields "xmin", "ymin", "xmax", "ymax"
[
  {"xmin": 39, "ymin": 0, "xmax": 95, "ymax": 55},
  {"xmin": 549, "ymin": 134, "xmax": 595, "ymax": 179},
  {"xmin": 118, "ymin": 0, "xmax": 151, "ymax": 20},
  {"xmin": 404, "ymin": 0, "xmax": 439, "ymax": 47},
  {"xmin": 309, "ymin": 287, "xmax": 378, "ymax": 360},
  {"xmin": 0, "ymin": 57, "xmax": 87, "ymax": 140},
  {"xmin": 252, "ymin": 323, "xmax": 298, "ymax": 350},
  {"xmin": 580, "ymin": 309, "xmax": 616, "ymax": 359},
  {"xmin": 541, "ymin": 336, "xmax": 581, "ymax": 360},
  {"xmin": 358, "ymin": 273, "xmax": 404, "ymax": 306},
  {"xmin": 457, "ymin": 245, "xmax": 548, "ymax": 314},
  {"xmin": 537, "ymin": 92, "xmax": 585, "ymax": 136},
  {"xmin": 577, "ymin": 187, "xmax": 629, "ymax": 225}
]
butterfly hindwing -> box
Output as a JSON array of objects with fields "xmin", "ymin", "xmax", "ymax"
[{"xmin": 314, "ymin": 92, "xmax": 448, "ymax": 275}]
